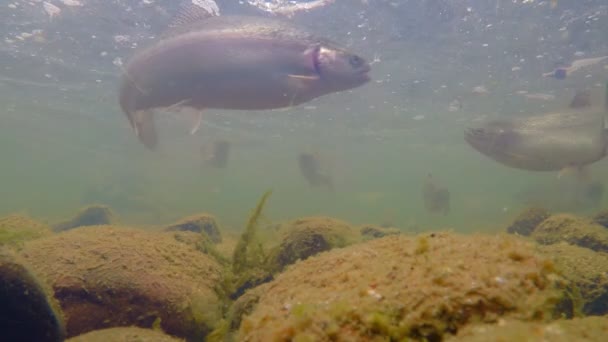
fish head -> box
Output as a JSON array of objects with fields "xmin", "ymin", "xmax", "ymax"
[
  {"xmin": 313, "ymin": 45, "xmax": 371, "ymax": 90},
  {"xmin": 464, "ymin": 121, "xmax": 521, "ymax": 161}
]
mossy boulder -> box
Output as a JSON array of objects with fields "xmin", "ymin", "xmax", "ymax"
[
  {"xmin": 447, "ymin": 317, "xmax": 608, "ymax": 342},
  {"xmin": 53, "ymin": 205, "xmax": 115, "ymax": 232},
  {"xmin": 164, "ymin": 213, "xmax": 222, "ymax": 243},
  {"xmin": 532, "ymin": 214, "xmax": 608, "ymax": 253},
  {"xmin": 360, "ymin": 224, "xmax": 401, "ymax": 240},
  {"xmin": 0, "ymin": 214, "xmax": 52, "ymax": 248},
  {"xmin": 19, "ymin": 226, "xmax": 224, "ymax": 341},
  {"xmin": 538, "ymin": 242, "xmax": 608, "ymax": 315},
  {"xmin": 506, "ymin": 207, "xmax": 550, "ymax": 236},
  {"xmin": 592, "ymin": 209, "xmax": 608, "ymax": 228},
  {"xmin": 266, "ymin": 216, "xmax": 360, "ymax": 273},
  {"xmin": 238, "ymin": 233, "xmax": 566, "ymax": 341},
  {"xmin": 0, "ymin": 251, "xmax": 64, "ymax": 342},
  {"xmin": 66, "ymin": 327, "xmax": 184, "ymax": 342}
]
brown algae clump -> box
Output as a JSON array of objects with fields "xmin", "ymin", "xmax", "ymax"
[
  {"xmin": 0, "ymin": 214, "xmax": 52, "ymax": 248},
  {"xmin": 532, "ymin": 214, "xmax": 608, "ymax": 253},
  {"xmin": 238, "ymin": 233, "xmax": 566, "ymax": 341},
  {"xmin": 52, "ymin": 205, "xmax": 116, "ymax": 232},
  {"xmin": 506, "ymin": 207, "xmax": 550, "ymax": 236},
  {"xmin": 164, "ymin": 213, "xmax": 222, "ymax": 243},
  {"xmin": 447, "ymin": 317, "xmax": 608, "ymax": 342},
  {"xmin": 19, "ymin": 225, "xmax": 224, "ymax": 340},
  {"xmin": 66, "ymin": 327, "xmax": 184, "ymax": 342}
]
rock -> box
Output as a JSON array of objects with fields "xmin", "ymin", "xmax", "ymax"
[
  {"xmin": 592, "ymin": 209, "xmax": 608, "ymax": 228},
  {"xmin": 0, "ymin": 214, "xmax": 52, "ymax": 248},
  {"xmin": 66, "ymin": 327, "xmax": 184, "ymax": 342},
  {"xmin": 360, "ymin": 224, "xmax": 401, "ymax": 240},
  {"xmin": 532, "ymin": 214, "xmax": 608, "ymax": 253},
  {"xmin": 53, "ymin": 205, "xmax": 115, "ymax": 232},
  {"xmin": 238, "ymin": 233, "xmax": 566, "ymax": 341},
  {"xmin": 538, "ymin": 242, "xmax": 608, "ymax": 315},
  {"xmin": 19, "ymin": 226, "xmax": 224, "ymax": 340},
  {"xmin": 447, "ymin": 317, "xmax": 608, "ymax": 342},
  {"xmin": 506, "ymin": 207, "xmax": 550, "ymax": 236},
  {"xmin": 0, "ymin": 251, "xmax": 64, "ymax": 342},
  {"xmin": 266, "ymin": 216, "xmax": 360, "ymax": 273},
  {"xmin": 164, "ymin": 213, "xmax": 222, "ymax": 243}
]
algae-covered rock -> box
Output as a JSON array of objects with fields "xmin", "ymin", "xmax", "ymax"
[
  {"xmin": 538, "ymin": 242, "xmax": 608, "ymax": 315},
  {"xmin": 360, "ymin": 224, "xmax": 401, "ymax": 240},
  {"xmin": 0, "ymin": 251, "xmax": 64, "ymax": 342},
  {"xmin": 0, "ymin": 214, "xmax": 52, "ymax": 248},
  {"xmin": 239, "ymin": 233, "xmax": 565, "ymax": 341},
  {"xmin": 532, "ymin": 214, "xmax": 608, "ymax": 253},
  {"xmin": 267, "ymin": 216, "xmax": 360, "ymax": 273},
  {"xmin": 447, "ymin": 317, "xmax": 608, "ymax": 342},
  {"xmin": 19, "ymin": 226, "xmax": 224, "ymax": 341},
  {"xmin": 53, "ymin": 205, "xmax": 115, "ymax": 232},
  {"xmin": 506, "ymin": 207, "xmax": 550, "ymax": 236},
  {"xmin": 67, "ymin": 327, "xmax": 184, "ymax": 342},
  {"xmin": 592, "ymin": 209, "xmax": 608, "ymax": 228},
  {"xmin": 164, "ymin": 213, "xmax": 222, "ymax": 243}
]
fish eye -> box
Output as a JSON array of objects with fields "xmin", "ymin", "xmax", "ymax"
[{"xmin": 349, "ymin": 55, "xmax": 364, "ymax": 68}]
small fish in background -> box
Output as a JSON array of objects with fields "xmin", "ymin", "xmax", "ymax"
[
  {"xmin": 201, "ymin": 139, "xmax": 231, "ymax": 168},
  {"xmin": 422, "ymin": 173, "xmax": 450, "ymax": 215},
  {"xmin": 542, "ymin": 56, "xmax": 608, "ymax": 80},
  {"xmin": 298, "ymin": 152, "xmax": 333, "ymax": 191}
]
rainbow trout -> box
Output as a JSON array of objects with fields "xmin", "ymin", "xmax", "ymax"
[
  {"xmin": 465, "ymin": 88, "xmax": 608, "ymax": 174},
  {"xmin": 119, "ymin": 15, "xmax": 371, "ymax": 149}
]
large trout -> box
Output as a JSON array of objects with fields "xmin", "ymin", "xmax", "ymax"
[
  {"xmin": 465, "ymin": 88, "xmax": 608, "ymax": 175},
  {"xmin": 119, "ymin": 15, "xmax": 371, "ymax": 149}
]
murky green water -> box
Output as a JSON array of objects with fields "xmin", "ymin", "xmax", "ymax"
[{"xmin": 1, "ymin": 0, "xmax": 607, "ymax": 232}]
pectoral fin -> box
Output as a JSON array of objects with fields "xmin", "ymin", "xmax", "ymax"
[
  {"xmin": 132, "ymin": 110, "xmax": 157, "ymax": 150},
  {"xmin": 557, "ymin": 165, "xmax": 589, "ymax": 181},
  {"xmin": 190, "ymin": 111, "xmax": 203, "ymax": 135},
  {"xmin": 287, "ymin": 74, "xmax": 320, "ymax": 81}
]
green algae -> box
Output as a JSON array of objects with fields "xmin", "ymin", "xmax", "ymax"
[{"xmin": 232, "ymin": 190, "xmax": 272, "ymax": 275}]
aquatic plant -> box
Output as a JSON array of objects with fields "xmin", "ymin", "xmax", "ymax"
[{"xmin": 232, "ymin": 190, "xmax": 272, "ymax": 275}]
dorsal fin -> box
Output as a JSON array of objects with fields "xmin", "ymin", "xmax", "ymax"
[
  {"xmin": 569, "ymin": 89, "xmax": 591, "ymax": 109},
  {"xmin": 168, "ymin": 0, "xmax": 220, "ymax": 29}
]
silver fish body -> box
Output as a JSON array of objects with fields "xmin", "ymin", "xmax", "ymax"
[
  {"xmin": 119, "ymin": 16, "xmax": 371, "ymax": 148},
  {"xmin": 465, "ymin": 109, "xmax": 608, "ymax": 171}
]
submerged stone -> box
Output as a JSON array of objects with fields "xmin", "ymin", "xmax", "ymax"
[
  {"xmin": 19, "ymin": 225, "xmax": 224, "ymax": 341},
  {"xmin": 53, "ymin": 205, "xmax": 116, "ymax": 232},
  {"xmin": 506, "ymin": 207, "xmax": 550, "ymax": 236},
  {"xmin": 539, "ymin": 242, "xmax": 608, "ymax": 316},
  {"xmin": 360, "ymin": 224, "xmax": 401, "ymax": 240},
  {"xmin": 164, "ymin": 213, "xmax": 222, "ymax": 243},
  {"xmin": 0, "ymin": 214, "xmax": 52, "ymax": 248},
  {"xmin": 266, "ymin": 216, "xmax": 360, "ymax": 273},
  {"xmin": 0, "ymin": 251, "xmax": 64, "ymax": 342},
  {"xmin": 532, "ymin": 214, "xmax": 608, "ymax": 253},
  {"xmin": 66, "ymin": 327, "xmax": 183, "ymax": 342},
  {"xmin": 239, "ymin": 233, "xmax": 566, "ymax": 341},
  {"xmin": 447, "ymin": 317, "xmax": 608, "ymax": 342}
]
